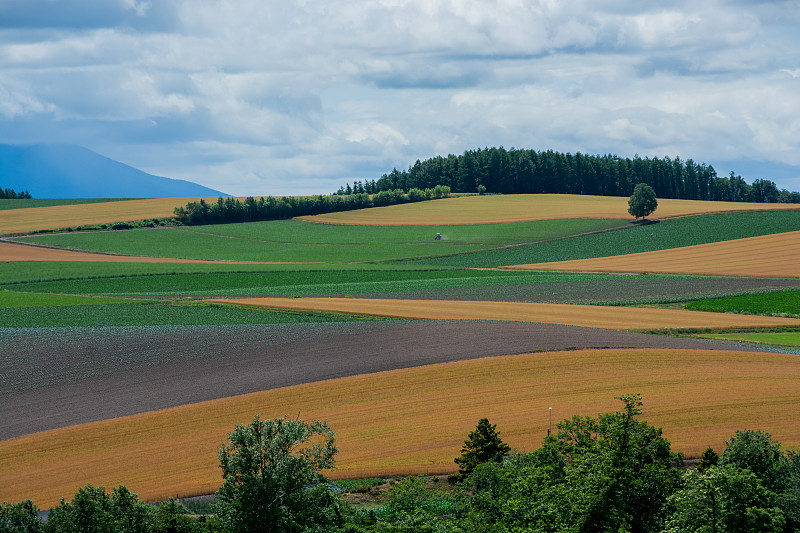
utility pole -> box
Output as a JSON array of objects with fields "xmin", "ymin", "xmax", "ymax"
[{"xmin": 548, "ymin": 407, "xmax": 552, "ymax": 437}]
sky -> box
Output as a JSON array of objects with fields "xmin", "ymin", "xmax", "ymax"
[{"xmin": 1, "ymin": 0, "xmax": 799, "ymax": 196}]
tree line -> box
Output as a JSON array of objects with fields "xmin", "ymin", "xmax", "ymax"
[
  {"xmin": 0, "ymin": 188, "xmax": 32, "ymax": 199},
  {"xmin": 336, "ymin": 147, "xmax": 800, "ymax": 203},
  {"xmin": 4, "ymin": 394, "xmax": 798, "ymax": 532},
  {"xmin": 173, "ymin": 185, "xmax": 451, "ymax": 225}
]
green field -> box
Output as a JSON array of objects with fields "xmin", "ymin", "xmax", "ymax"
[
  {"xmin": 2, "ymin": 269, "xmax": 653, "ymax": 297},
  {"xmin": 179, "ymin": 218, "xmax": 624, "ymax": 245},
  {"xmin": 0, "ymin": 290, "xmax": 127, "ymax": 307},
  {"xmin": 684, "ymin": 290, "xmax": 800, "ymax": 317},
  {"xmin": 696, "ymin": 332, "xmax": 800, "ymax": 346},
  {"xmin": 414, "ymin": 209, "xmax": 800, "ymax": 267},
  {"xmin": 9, "ymin": 218, "xmax": 624, "ymax": 262},
  {"xmin": 0, "ymin": 301, "xmax": 373, "ymax": 328}
]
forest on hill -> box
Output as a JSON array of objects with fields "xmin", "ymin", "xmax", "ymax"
[{"xmin": 337, "ymin": 147, "xmax": 800, "ymax": 203}]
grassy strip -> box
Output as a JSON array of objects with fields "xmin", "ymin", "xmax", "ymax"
[
  {"xmin": 684, "ymin": 290, "xmax": 800, "ymax": 317},
  {"xmin": 413, "ymin": 209, "xmax": 800, "ymax": 268},
  {"xmin": 3, "ymin": 270, "xmax": 647, "ymax": 296},
  {"xmin": 3, "ymin": 348, "xmax": 799, "ymax": 507},
  {"xmin": 0, "ymin": 290, "xmax": 128, "ymax": 308},
  {"xmin": 0, "ymin": 262, "xmax": 445, "ymax": 285},
  {"xmin": 179, "ymin": 218, "xmax": 625, "ymax": 245},
  {"xmin": 695, "ymin": 332, "xmax": 800, "ymax": 346},
  {"xmin": 0, "ymin": 199, "xmax": 136, "ymax": 211},
  {"xmin": 0, "ymin": 302, "xmax": 375, "ymax": 328}
]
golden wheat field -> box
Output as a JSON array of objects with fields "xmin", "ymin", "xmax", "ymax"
[
  {"xmin": 207, "ymin": 297, "xmax": 800, "ymax": 330},
  {"xmin": 0, "ymin": 198, "xmax": 215, "ymax": 235},
  {"xmin": 298, "ymin": 194, "xmax": 800, "ymax": 226},
  {"xmin": 1, "ymin": 348, "xmax": 798, "ymax": 507},
  {"xmin": 504, "ymin": 230, "xmax": 800, "ymax": 278}
]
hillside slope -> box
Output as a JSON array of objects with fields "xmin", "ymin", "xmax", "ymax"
[{"xmin": 0, "ymin": 144, "xmax": 228, "ymax": 198}]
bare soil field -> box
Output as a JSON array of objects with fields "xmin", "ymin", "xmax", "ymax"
[
  {"xmin": 0, "ymin": 320, "xmax": 743, "ymax": 441},
  {"xmin": 208, "ymin": 297, "xmax": 800, "ymax": 330},
  {"xmin": 0, "ymin": 240, "xmax": 319, "ymax": 264},
  {"xmin": 299, "ymin": 194, "xmax": 800, "ymax": 226},
  {"xmin": 2, "ymin": 346, "xmax": 797, "ymax": 508},
  {"xmin": 504, "ymin": 230, "xmax": 800, "ymax": 278}
]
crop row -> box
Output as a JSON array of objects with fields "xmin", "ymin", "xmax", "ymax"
[
  {"xmin": 0, "ymin": 302, "xmax": 372, "ymax": 328},
  {"xmin": 3, "ymin": 270, "xmax": 634, "ymax": 296},
  {"xmin": 415, "ymin": 209, "xmax": 800, "ymax": 268},
  {"xmin": 180, "ymin": 218, "xmax": 623, "ymax": 245},
  {"xmin": 684, "ymin": 289, "xmax": 800, "ymax": 317},
  {"xmin": 12, "ymin": 229, "xmax": 492, "ymax": 262}
]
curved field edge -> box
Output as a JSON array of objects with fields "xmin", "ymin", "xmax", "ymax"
[
  {"xmin": 0, "ymin": 198, "xmax": 207, "ymax": 235},
  {"xmin": 207, "ymin": 297, "xmax": 800, "ymax": 330},
  {"xmin": 299, "ymin": 194, "xmax": 800, "ymax": 225},
  {"xmin": 503, "ymin": 230, "xmax": 800, "ymax": 278},
  {"xmin": 1, "ymin": 347, "xmax": 798, "ymax": 507},
  {"xmin": 0, "ymin": 241, "xmax": 322, "ymax": 264}
]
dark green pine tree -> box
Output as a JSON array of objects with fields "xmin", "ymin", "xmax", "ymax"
[{"xmin": 455, "ymin": 418, "xmax": 511, "ymax": 478}]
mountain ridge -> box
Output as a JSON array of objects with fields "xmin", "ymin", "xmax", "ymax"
[{"xmin": 0, "ymin": 144, "xmax": 229, "ymax": 199}]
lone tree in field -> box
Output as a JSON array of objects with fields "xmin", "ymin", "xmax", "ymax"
[
  {"xmin": 214, "ymin": 415, "xmax": 343, "ymax": 533},
  {"xmin": 455, "ymin": 418, "xmax": 511, "ymax": 478},
  {"xmin": 628, "ymin": 182, "xmax": 658, "ymax": 221}
]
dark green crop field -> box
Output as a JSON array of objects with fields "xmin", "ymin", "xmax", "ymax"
[
  {"xmin": 414, "ymin": 209, "xmax": 800, "ymax": 268},
  {"xmin": 2, "ymin": 270, "xmax": 635, "ymax": 296},
  {"xmin": 684, "ymin": 289, "xmax": 800, "ymax": 317},
  {"xmin": 0, "ymin": 301, "xmax": 372, "ymax": 328}
]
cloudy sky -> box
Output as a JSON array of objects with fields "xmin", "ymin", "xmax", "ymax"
[{"xmin": 1, "ymin": 0, "xmax": 799, "ymax": 196}]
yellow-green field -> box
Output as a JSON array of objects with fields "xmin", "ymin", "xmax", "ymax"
[{"xmin": 2, "ymin": 348, "xmax": 798, "ymax": 508}]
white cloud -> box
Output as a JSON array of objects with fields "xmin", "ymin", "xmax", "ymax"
[{"xmin": 1, "ymin": 0, "xmax": 800, "ymax": 195}]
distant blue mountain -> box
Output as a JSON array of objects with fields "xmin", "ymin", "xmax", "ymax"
[{"xmin": 0, "ymin": 144, "xmax": 229, "ymax": 198}]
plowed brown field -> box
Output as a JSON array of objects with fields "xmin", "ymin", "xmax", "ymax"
[
  {"xmin": 503, "ymin": 230, "xmax": 800, "ymax": 278},
  {"xmin": 0, "ymin": 241, "xmax": 319, "ymax": 264},
  {"xmin": 208, "ymin": 297, "xmax": 800, "ymax": 330},
  {"xmin": 298, "ymin": 194, "xmax": 800, "ymax": 226},
  {"xmin": 2, "ymin": 348, "xmax": 798, "ymax": 507}
]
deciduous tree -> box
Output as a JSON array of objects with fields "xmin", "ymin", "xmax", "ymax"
[
  {"xmin": 214, "ymin": 415, "xmax": 343, "ymax": 533},
  {"xmin": 628, "ymin": 182, "xmax": 658, "ymax": 220}
]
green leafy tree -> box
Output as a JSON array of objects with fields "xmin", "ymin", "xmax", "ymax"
[
  {"xmin": 558, "ymin": 394, "xmax": 683, "ymax": 533},
  {"xmin": 663, "ymin": 465, "xmax": 785, "ymax": 533},
  {"xmin": 628, "ymin": 182, "xmax": 658, "ymax": 220},
  {"xmin": 44, "ymin": 485, "xmax": 153, "ymax": 533},
  {"xmin": 213, "ymin": 415, "xmax": 343, "ymax": 533},
  {"xmin": 455, "ymin": 418, "xmax": 511, "ymax": 478},
  {"xmin": 719, "ymin": 429, "xmax": 800, "ymax": 529},
  {"xmin": 1, "ymin": 500, "xmax": 43, "ymax": 533}
]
